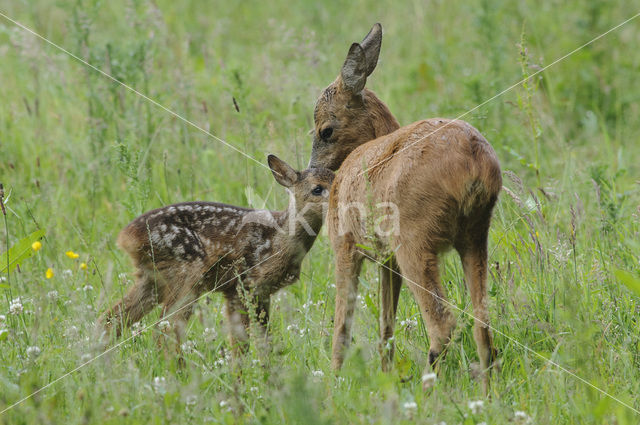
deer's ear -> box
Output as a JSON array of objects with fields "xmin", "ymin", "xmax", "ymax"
[
  {"xmin": 267, "ymin": 155, "xmax": 298, "ymax": 188},
  {"xmin": 340, "ymin": 43, "xmax": 367, "ymax": 94},
  {"xmin": 360, "ymin": 23, "xmax": 382, "ymax": 76}
]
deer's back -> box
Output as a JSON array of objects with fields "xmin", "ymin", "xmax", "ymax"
[
  {"xmin": 117, "ymin": 202, "xmax": 252, "ymax": 269},
  {"xmin": 117, "ymin": 201, "xmax": 300, "ymax": 295},
  {"xmin": 328, "ymin": 119, "xmax": 501, "ymax": 250}
]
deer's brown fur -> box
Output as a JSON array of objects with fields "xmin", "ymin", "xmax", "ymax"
[
  {"xmin": 309, "ymin": 24, "xmax": 502, "ymax": 392},
  {"xmin": 101, "ymin": 156, "xmax": 334, "ymax": 353}
]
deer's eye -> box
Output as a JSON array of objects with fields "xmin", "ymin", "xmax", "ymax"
[
  {"xmin": 320, "ymin": 127, "xmax": 333, "ymax": 140},
  {"xmin": 311, "ymin": 185, "xmax": 324, "ymax": 196}
]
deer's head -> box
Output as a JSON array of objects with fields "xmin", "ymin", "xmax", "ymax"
[
  {"xmin": 309, "ymin": 23, "xmax": 398, "ymax": 171},
  {"xmin": 267, "ymin": 155, "xmax": 334, "ymax": 230}
]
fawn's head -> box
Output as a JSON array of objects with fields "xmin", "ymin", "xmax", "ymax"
[
  {"xmin": 309, "ymin": 23, "xmax": 398, "ymax": 171},
  {"xmin": 268, "ymin": 155, "xmax": 334, "ymax": 220}
]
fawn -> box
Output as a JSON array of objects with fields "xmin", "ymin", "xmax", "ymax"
[
  {"xmin": 308, "ymin": 24, "xmax": 502, "ymax": 392},
  {"xmin": 101, "ymin": 155, "xmax": 334, "ymax": 353}
]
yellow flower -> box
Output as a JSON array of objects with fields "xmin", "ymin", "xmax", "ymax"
[
  {"xmin": 66, "ymin": 251, "xmax": 80, "ymax": 259},
  {"xmin": 80, "ymin": 262, "xmax": 88, "ymax": 271},
  {"xmin": 46, "ymin": 268, "xmax": 54, "ymax": 279},
  {"xmin": 32, "ymin": 241, "xmax": 42, "ymax": 251}
]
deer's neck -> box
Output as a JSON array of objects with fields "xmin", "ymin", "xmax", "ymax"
[{"xmin": 364, "ymin": 90, "xmax": 401, "ymax": 138}]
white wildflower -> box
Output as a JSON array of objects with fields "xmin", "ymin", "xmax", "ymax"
[
  {"xmin": 311, "ymin": 370, "xmax": 324, "ymax": 378},
  {"xmin": 26, "ymin": 346, "xmax": 41, "ymax": 358},
  {"xmin": 421, "ymin": 372, "xmax": 437, "ymax": 389},
  {"xmin": 185, "ymin": 395, "xmax": 197, "ymax": 406},
  {"xmin": 65, "ymin": 326, "xmax": 79, "ymax": 338},
  {"xmin": 403, "ymin": 401, "xmax": 418, "ymax": 410},
  {"xmin": 152, "ymin": 376, "xmax": 167, "ymax": 394},
  {"xmin": 47, "ymin": 290, "xmax": 59, "ymax": 300},
  {"xmin": 251, "ymin": 359, "xmax": 260, "ymax": 366},
  {"xmin": 158, "ymin": 320, "xmax": 171, "ymax": 332},
  {"xmin": 181, "ymin": 340, "xmax": 195, "ymax": 354},
  {"xmin": 468, "ymin": 400, "xmax": 484, "ymax": 414},
  {"xmin": 514, "ymin": 410, "xmax": 532, "ymax": 424},
  {"xmin": 400, "ymin": 318, "xmax": 418, "ymax": 330},
  {"xmin": 287, "ymin": 324, "xmax": 300, "ymax": 334},
  {"xmin": 131, "ymin": 322, "xmax": 145, "ymax": 337},
  {"xmin": 0, "ymin": 314, "xmax": 6, "ymax": 324},
  {"xmin": 62, "ymin": 269, "xmax": 73, "ymax": 278},
  {"xmin": 203, "ymin": 327, "xmax": 217, "ymax": 340},
  {"xmin": 9, "ymin": 298, "xmax": 23, "ymax": 315},
  {"xmin": 82, "ymin": 285, "xmax": 94, "ymax": 292},
  {"xmin": 214, "ymin": 358, "xmax": 226, "ymax": 368},
  {"xmin": 250, "ymin": 386, "xmax": 259, "ymax": 393}
]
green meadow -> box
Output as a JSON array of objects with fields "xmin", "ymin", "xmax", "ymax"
[{"xmin": 1, "ymin": 0, "xmax": 639, "ymax": 423}]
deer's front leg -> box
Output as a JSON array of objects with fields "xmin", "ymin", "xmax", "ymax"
[
  {"xmin": 331, "ymin": 233, "xmax": 364, "ymax": 370},
  {"xmin": 253, "ymin": 295, "xmax": 271, "ymax": 344},
  {"xmin": 379, "ymin": 255, "xmax": 402, "ymax": 372}
]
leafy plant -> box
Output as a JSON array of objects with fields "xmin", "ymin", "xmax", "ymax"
[{"xmin": 0, "ymin": 229, "xmax": 46, "ymax": 274}]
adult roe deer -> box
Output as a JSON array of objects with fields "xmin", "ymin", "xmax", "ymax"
[
  {"xmin": 308, "ymin": 23, "xmax": 502, "ymax": 392},
  {"xmin": 101, "ymin": 155, "xmax": 334, "ymax": 353}
]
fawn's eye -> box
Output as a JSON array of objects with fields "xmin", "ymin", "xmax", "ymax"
[
  {"xmin": 320, "ymin": 127, "xmax": 333, "ymax": 140},
  {"xmin": 311, "ymin": 185, "xmax": 324, "ymax": 196}
]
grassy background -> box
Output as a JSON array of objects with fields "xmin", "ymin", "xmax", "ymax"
[{"xmin": 1, "ymin": 0, "xmax": 639, "ymax": 423}]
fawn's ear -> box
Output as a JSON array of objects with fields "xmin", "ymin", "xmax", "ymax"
[
  {"xmin": 360, "ymin": 23, "xmax": 382, "ymax": 76},
  {"xmin": 340, "ymin": 43, "xmax": 368, "ymax": 94},
  {"xmin": 268, "ymin": 155, "xmax": 298, "ymax": 188}
]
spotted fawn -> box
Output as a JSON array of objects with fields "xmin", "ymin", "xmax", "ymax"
[{"xmin": 101, "ymin": 155, "xmax": 334, "ymax": 352}]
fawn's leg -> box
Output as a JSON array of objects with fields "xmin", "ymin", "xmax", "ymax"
[
  {"xmin": 396, "ymin": 248, "xmax": 456, "ymax": 390},
  {"xmin": 253, "ymin": 295, "xmax": 270, "ymax": 341},
  {"xmin": 251, "ymin": 295, "xmax": 271, "ymax": 359},
  {"xmin": 164, "ymin": 296, "xmax": 196, "ymax": 349},
  {"xmin": 331, "ymin": 233, "xmax": 364, "ymax": 370},
  {"xmin": 379, "ymin": 255, "xmax": 402, "ymax": 372},
  {"xmin": 457, "ymin": 220, "xmax": 497, "ymax": 395},
  {"xmin": 101, "ymin": 269, "xmax": 163, "ymax": 338},
  {"xmin": 224, "ymin": 293, "xmax": 250, "ymax": 357}
]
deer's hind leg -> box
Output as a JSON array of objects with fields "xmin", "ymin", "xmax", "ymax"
[
  {"xmin": 379, "ymin": 255, "xmax": 402, "ymax": 372},
  {"xmin": 456, "ymin": 209, "xmax": 497, "ymax": 394},
  {"xmin": 157, "ymin": 266, "xmax": 205, "ymax": 355},
  {"xmin": 102, "ymin": 268, "xmax": 165, "ymax": 338},
  {"xmin": 395, "ymin": 247, "xmax": 456, "ymax": 388}
]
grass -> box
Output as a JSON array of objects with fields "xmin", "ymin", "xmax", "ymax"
[{"xmin": 1, "ymin": 0, "xmax": 639, "ymax": 423}]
